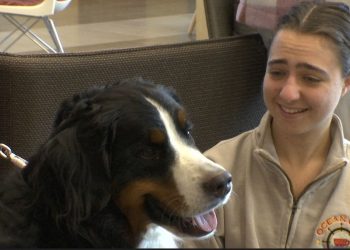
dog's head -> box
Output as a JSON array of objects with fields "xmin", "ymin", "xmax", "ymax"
[{"xmin": 23, "ymin": 78, "xmax": 232, "ymax": 245}]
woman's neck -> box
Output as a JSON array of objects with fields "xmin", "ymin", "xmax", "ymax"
[
  {"xmin": 271, "ymin": 120, "xmax": 332, "ymax": 199},
  {"xmin": 271, "ymin": 120, "xmax": 332, "ymax": 168}
]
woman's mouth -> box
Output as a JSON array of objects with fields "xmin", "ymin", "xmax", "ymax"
[{"xmin": 279, "ymin": 105, "xmax": 307, "ymax": 114}]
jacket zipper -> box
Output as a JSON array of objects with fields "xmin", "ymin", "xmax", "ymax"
[
  {"xmin": 279, "ymin": 167, "xmax": 298, "ymax": 248},
  {"xmin": 256, "ymin": 150, "xmax": 299, "ymax": 247},
  {"xmin": 256, "ymin": 149, "xmax": 347, "ymax": 248},
  {"xmin": 284, "ymin": 200, "xmax": 298, "ymax": 248}
]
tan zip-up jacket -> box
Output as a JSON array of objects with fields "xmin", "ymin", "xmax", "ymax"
[{"xmin": 183, "ymin": 112, "xmax": 350, "ymax": 248}]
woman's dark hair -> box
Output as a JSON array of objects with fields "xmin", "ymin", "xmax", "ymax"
[{"xmin": 274, "ymin": 1, "xmax": 350, "ymax": 76}]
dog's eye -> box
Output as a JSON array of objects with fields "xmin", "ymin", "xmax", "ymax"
[
  {"xmin": 138, "ymin": 147, "xmax": 161, "ymax": 160},
  {"xmin": 184, "ymin": 123, "xmax": 193, "ymax": 138}
]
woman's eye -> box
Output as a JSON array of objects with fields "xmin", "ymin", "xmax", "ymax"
[
  {"xmin": 268, "ymin": 70, "xmax": 286, "ymax": 79},
  {"xmin": 303, "ymin": 75, "xmax": 321, "ymax": 84}
]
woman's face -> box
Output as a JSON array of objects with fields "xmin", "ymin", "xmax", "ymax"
[{"xmin": 263, "ymin": 29, "xmax": 350, "ymax": 136}]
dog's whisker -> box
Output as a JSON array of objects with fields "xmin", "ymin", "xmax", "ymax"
[{"xmin": 230, "ymin": 191, "xmax": 239, "ymax": 198}]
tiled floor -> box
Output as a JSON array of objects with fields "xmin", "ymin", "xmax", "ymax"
[{"xmin": 0, "ymin": 0, "xmax": 196, "ymax": 54}]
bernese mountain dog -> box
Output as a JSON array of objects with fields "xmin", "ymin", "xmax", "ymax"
[{"xmin": 0, "ymin": 78, "xmax": 232, "ymax": 248}]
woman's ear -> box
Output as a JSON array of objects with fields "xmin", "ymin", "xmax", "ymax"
[{"xmin": 342, "ymin": 76, "xmax": 350, "ymax": 96}]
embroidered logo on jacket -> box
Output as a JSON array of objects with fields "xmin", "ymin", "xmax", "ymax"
[{"xmin": 315, "ymin": 214, "xmax": 350, "ymax": 248}]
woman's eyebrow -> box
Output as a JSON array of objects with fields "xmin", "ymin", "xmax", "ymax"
[
  {"xmin": 267, "ymin": 59, "xmax": 287, "ymax": 66},
  {"xmin": 267, "ymin": 59, "xmax": 329, "ymax": 77},
  {"xmin": 296, "ymin": 63, "xmax": 328, "ymax": 77}
]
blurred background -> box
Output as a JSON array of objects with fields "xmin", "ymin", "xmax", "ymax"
[{"xmin": 0, "ymin": 0, "xmax": 196, "ymax": 53}]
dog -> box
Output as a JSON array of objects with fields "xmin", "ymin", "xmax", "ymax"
[{"xmin": 0, "ymin": 78, "xmax": 232, "ymax": 248}]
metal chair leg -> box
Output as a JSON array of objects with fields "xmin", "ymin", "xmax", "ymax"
[
  {"xmin": 43, "ymin": 16, "xmax": 64, "ymax": 53},
  {"xmin": 0, "ymin": 17, "xmax": 33, "ymax": 49},
  {"xmin": 0, "ymin": 14, "xmax": 64, "ymax": 53},
  {"xmin": 1, "ymin": 16, "xmax": 40, "ymax": 52}
]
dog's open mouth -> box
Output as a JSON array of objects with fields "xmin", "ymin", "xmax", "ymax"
[{"xmin": 144, "ymin": 195, "xmax": 218, "ymax": 237}]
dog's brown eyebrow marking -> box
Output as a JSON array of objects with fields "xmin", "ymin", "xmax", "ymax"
[
  {"xmin": 149, "ymin": 128, "xmax": 166, "ymax": 144},
  {"xmin": 177, "ymin": 109, "xmax": 187, "ymax": 130}
]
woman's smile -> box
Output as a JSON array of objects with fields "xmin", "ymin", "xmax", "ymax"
[{"xmin": 278, "ymin": 104, "xmax": 308, "ymax": 115}]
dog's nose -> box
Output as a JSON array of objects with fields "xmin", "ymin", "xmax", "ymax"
[{"xmin": 203, "ymin": 171, "xmax": 232, "ymax": 198}]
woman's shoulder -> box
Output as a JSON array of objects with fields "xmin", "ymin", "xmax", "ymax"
[
  {"xmin": 205, "ymin": 112, "xmax": 271, "ymax": 156},
  {"xmin": 211, "ymin": 129, "xmax": 256, "ymax": 150},
  {"xmin": 204, "ymin": 129, "xmax": 257, "ymax": 169}
]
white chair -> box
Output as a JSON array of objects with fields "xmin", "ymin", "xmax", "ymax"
[{"xmin": 0, "ymin": 0, "xmax": 72, "ymax": 53}]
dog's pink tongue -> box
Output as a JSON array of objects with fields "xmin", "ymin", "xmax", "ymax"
[{"xmin": 193, "ymin": 210, "xmax": 217, "ymax": 232}]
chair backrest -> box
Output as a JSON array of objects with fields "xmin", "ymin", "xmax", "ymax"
[
  {"xmin": 0, "ymin": 34, "xmax": 267, "ymax": 161},
  {"xmin": 0, "ymin": 0, "xmax": 71, "ymax": 16}
]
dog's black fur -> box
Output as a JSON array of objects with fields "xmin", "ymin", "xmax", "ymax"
[{"xmin": 0, "ymin": 78, "xmax": 232, "ymax": 248}]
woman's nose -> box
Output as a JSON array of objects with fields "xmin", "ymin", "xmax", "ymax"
[{"xmin": 279, "ymin": 76, "xmax": 300, "ymax": 102}]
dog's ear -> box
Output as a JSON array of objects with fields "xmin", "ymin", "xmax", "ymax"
[
  {"xmin": 162, "ymin": 85, "xmax": 182, "ymax": 104},
  {"xmin": 24, "ymin": 121, "xmax": 117, "ymax": 233},
  {"xmin": 23, "ymin": 87, "xmax": 118, "ymax": 233},
  {"xmin": 52, "ymin": 84, "xmax": 109, "ymax": 133}
]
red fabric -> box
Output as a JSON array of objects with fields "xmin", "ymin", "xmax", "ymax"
[{"xmin": 0, "ymin": 0, "xmax": 44, "ymax": 6}]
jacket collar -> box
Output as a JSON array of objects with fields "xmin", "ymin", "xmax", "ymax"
[{"xmin": 254, "ymin": 111, "xmax": 348, "ymax": 173}]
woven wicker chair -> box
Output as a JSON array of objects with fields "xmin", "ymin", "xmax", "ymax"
[{"xmin": 0, "ymin": 34, "xmax": 267, "ymax": 176}]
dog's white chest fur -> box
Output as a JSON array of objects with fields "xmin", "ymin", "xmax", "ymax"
[{"xmin": 138, "ymin": 224, "xmax": 180, "ymax": 248}]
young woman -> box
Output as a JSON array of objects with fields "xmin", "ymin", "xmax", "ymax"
[{"xmin": 184, "ymin": 1, "xmax": 350, "ymax": 248}]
